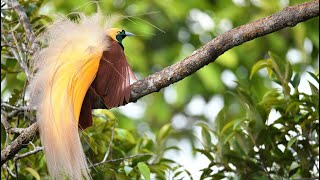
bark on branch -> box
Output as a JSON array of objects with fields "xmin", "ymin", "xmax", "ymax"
[{"xmin": 1, "ymin": 0, "xmax": 319, "ymax": 165}]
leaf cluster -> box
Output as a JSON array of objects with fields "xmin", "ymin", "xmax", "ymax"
[{"xmin": 197, "ymin": 52, "xmax": 319, "ymax": 179}]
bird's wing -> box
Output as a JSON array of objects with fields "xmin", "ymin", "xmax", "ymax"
[{"xmin": 90, "ymin": 40, "xmax": 131, "ymax": 109}]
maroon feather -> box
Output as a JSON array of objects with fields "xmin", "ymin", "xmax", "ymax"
[
  {"xmin": 91, "ymin": 39, "xmax": 131, "ymax": 108},
  {"xmin": 79, "ymin": 38, "xmax": 134, "ymax": 129},
  {"xmin": 79, "ymin": 88, "xmax": 93, "ymax": 129}
]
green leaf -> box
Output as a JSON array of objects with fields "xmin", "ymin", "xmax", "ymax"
[
  {"xmin": 149, "ymin": 165, "xmax": 166, "ymax": 180},
  {"xmin": 195, "ymin": 148, "xmax": 214, "ymax": 161},
  {"xmin": 195, "ymin": 122, "xmax": 212, "ymax": 132},
  {"xmin": 269, "ymin": 51, "xmax": 292, "ymax": 86},
  {"xmin": 201, "ymin": 125, "xmax": 212, "ymax": 148},
  {"xmin": 287, "ymin": 136, "xmax": 298, "ymax": 149},
  {"xmin": 214, "ymin": 108, "xmax": 228, "ymax": 135},
  {"xmin": 307, "ymin": 71, "xmax": 319, "ymax": 83},
  {"xmin": 291, "ymin": 73, "xmax": 301, "ymax": 88},
  {"xmin": 289, "ymin": 166, "xmax": 300, "ymax": 177},
  {"xmin": 284, "ymin": 62, "xmax": 293, "ymax": 84},
  {"xmin": 93, "ymin": 109, "xmax": 117, "ymax": 122},
  {"xmin": 223, "ymin": 131, "xmax": 236, "ymax": 144},
  {"xmin": 165, "ymin": 146, "xmax": 181, "ymax": 151},
  {"xmin": 156, "ymin": 123, "xmax": 172, "ymax": 144},
  {"xmin": 137, "ymin": 162, "xmax": 150, "ymax": 180},
  {"xmin": 173, "ymin": 170, "xmax": 183, "ymax": 178},
  {"xmin": 159, "ymin": 158, "xmax": 177, "ymax": 164},
  {"xmin": 293, "ymin": 115, "xmax": 303, "ymax": 123},
  {"xmin": 269, "ymin": 51, "xmax": 284, "ymax": 76},
  {"xmin": 250, "ymin": 59, "xmax": 273, "ymax": 79},
  {"xmin": 25, "ymin": 167, "xmax": 40, "ymax": 180},
  {"xmin": 286, "ymin": 101, "xmax": 301, "ymax": 115},
  {"xmin": 16, "ymin": 71, "xmax": 26, "ymax": 81},
  {"xmin": 259, "ymin": 89, "xmax": 285, "ymax": 111},
  {"xmin": 220, "ymin": 119, "xmax": 236, "ymax": 135},
  {"xmin": 235, "ymin": 132, "xmax": 250, "ymax": 155},
  {"xmin": 115, "ymin": 128, "xmax": 136, "ymax": 145},
  {"xmin": 308, "ymin": 81, "xmax": 319, "ymax": 96}
]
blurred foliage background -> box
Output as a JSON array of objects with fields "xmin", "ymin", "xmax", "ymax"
[{"xmin": 1, "ymin": 0, "xmax": 319, "ymax": 179}]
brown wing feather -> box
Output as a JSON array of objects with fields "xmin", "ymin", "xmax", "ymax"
[
  {"xmin": 79, "ymin": 38, "xmax": 133, "ymax": 129},
  {"xmin": 91, "ymin": 39, "xmax": 131, "ymax": 108}
]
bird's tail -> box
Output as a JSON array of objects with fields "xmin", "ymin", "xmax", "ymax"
[{"xmin": 28, "ymin": 12, "xmax": 110, "ymax": 179}]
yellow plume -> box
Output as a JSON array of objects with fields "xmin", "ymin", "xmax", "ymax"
[{"xmin": 28, "ymin": 12, "xmax": 111, "ymax": 179}]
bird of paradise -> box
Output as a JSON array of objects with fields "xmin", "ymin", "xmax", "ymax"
[{"xmin": 28, "ymin": 11, "xmax": 137, "ymax": 179}]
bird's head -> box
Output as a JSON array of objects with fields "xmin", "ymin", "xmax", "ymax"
[{"xmin": 107, "ymin": 28, "xmax": 134, "ymax": 48}]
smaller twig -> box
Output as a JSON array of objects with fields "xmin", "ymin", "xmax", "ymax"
[
  {"xmin": 10, "ymin": 32, "xmax": 23, "ymax": 61},
  {"xmin": 102, "ymin": 125, "xmax": 115, "ymax": 162},
  {"xmin": 1, "ymin": 34, "xmax": 20, "ymax": 61},
  {"xmin": 1, "ymin": 7, "xmax": 13, "ymax": 10},
  {"xmin": 13, "ymin": 145, "xmax": 43, "ymax": 162},
  {"xmin": 8, "ymin": 110, "xmax": 21, "ymax": 120},
  {"xmin": 1, "ymin": 114, "xmax": 10, "ymax": 147},
  {"xmin": 1, "ymin": 102, "xmax": 22, "ymax": 110},
  {"xmin": 7, "ymin": 109, "xmax": 27, "ymax": 119},
  {"xmin": 1, "ymin": 55, "xmax": 17, "ymax": 59},
  {"xmin": 11, "ymin": 31, "xmax": 31, "ymax": 80},
  {"xmin": 1, "ymin": 102, "xmax": 29, "ymax": 118},
  {"xmin": 1, "ymin": 43, "xmax": 16, "ymax": 49},
  {"xmin": 1, "ymin": 164, "xmax": 16, "ymax": 178},
  {"xmin": 29, "ymin": 142, "xmax": 36, "ymax": 149},
  {"xmin": 0, "ymin": 113, "xmax": 24, "ymax": 132},
  {"xmin": 2, "ymin": 30, "xmax": 31, "ymax": 82},
  {"xmin": 91, "ymin": 153, "xmax": 154, "ymax": 167},
  {"xmin": 1, "ymin": 114, "xmax": 11, "ymax": 131},
  {"xmin": 1, "ymin": 42, "xmax": 34, "ymax": 53}
]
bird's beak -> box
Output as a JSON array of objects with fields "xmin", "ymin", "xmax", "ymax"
[{"xmin": 125, "ymin": 32, "xmax": 135, "ymax": 36}]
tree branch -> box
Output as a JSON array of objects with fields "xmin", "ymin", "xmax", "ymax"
[
  {"xmin": 91, "ymin": 153, "xmax": 153, "ymax": 167},
  {"xmin": 13, "ymin": 143, "xmax": 43, "ymax": 162},
  {"xmin": 1, "ymin": 123, "xmax": 38, "ymax": 165},
  {"xmin": 126, "ymin": 0, "xmax": 319, "ymax": 104},
  {"xmin": 1, "ymin": 0, "xmax": 319, "ymax": 165},
  {"xmin": 1, "ymin": 164, "xmax": 16, "ymax": 178}
]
